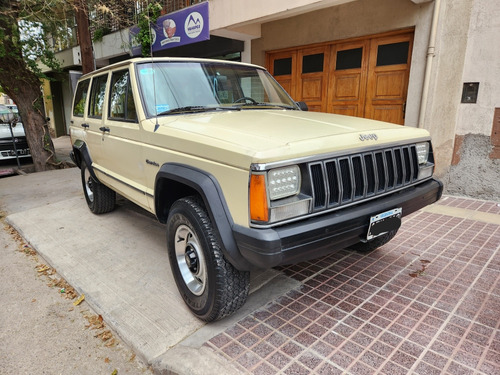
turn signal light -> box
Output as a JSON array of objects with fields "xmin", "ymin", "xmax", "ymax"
[{"xmin": 249, "ymin": 174, "xmax": 269, "ymax": 222}]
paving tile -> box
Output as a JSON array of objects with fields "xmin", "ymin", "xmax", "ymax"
[
  {"xmin": 480, "ymin": 360, "xmax": 500, "ymax": 375},
  {"xmin": 422, "ymin": 350, "xmax": 449, "ymax": 369},
  {"xmin": 414, "ymin": 361, "xmax": 442, "ymax": 375},
  {"xmin": 359, "ymin": 350, "xmax": 385, "ymax": 369},
  {"xmin": 266, "ymin": 332, "xmax": 287, "ymax": 349},
  {"xmin": 380, "ymin": 361, "xmax": 408, "ymax": 375},
  {"xmin": 236, "ymin": 351, "xmax": 261, "ymax": 370},
  {"xmin": 329, "ymin": 351, "xmax": 354, "ymax": 369},
  {"xmin": 446, "ymin": 361, "xmax": 475, "ymax": 375},
  {"xmin": 348, "ymin": 360, "xmax": 377, "ymax": 374},
  {"xmin": 280, "ymin": 340, "xmax": 304, "ymax": 357},
  {"xmin": 297, "ymin": 351, "xmax": 322, "ymax": 370},
  {"xmin": 267, "ymin": 351, "xmax": 290, "ymax": 370},
  {"xmin": 239, "ymin": 332, "xmax": 260, "ymax": 348},
  {"xmin": 283, "ymin": 361, "xmax": 310, "ymax": 375},
  {"xmin": 390, "ymin": 350, "xmax": 418, "ymax": 369},
  {"xmin": 252, "ymin": 362, "xmax": 277, "ymax": 375},
  {"xmin": 252, "ymin": 342, "xmax": 275, "ymax": 359},
  {"xmin": 316, "ymin": 363, "xmax": 344, "ymax": 374},
  {"xmin": 221, "ymin": 341, "xmax": 246, "ymax": 358}
]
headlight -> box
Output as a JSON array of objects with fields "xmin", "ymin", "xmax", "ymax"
[
  {"xmin": 416, "ymin": 142, "xmax": 430, "ymax": 165},
  {"xmin": 250, "ymin": 165, "xmax": 310, "ymax": 225},
  {"xmin": 268, "ymin": 165, "xmax": 300, "ymax": 200}
]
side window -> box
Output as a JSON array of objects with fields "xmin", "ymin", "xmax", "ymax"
[
  {"xmin": 73, "ymin": 79, "xmax": 90, "ymax": 117},
  {"xmin": 89, "ymin": 75, "xmax": 108, "ymax": 118},
  {"xmin": 109, "ymin": 70, "xmax": 137, "ymax": 121}
]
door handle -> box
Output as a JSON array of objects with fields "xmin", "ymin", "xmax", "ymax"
[
  {"xmin": 81, "ymin": 123, "xmax": 89, "ymax": 128},
  {"xmin": 99, "ymin": 126, "xmax": 110, "ymax": 132}
]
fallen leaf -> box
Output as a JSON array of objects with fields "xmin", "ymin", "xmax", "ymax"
[
  {"xmin": 73, "ymin": 294, "xmax": 85, "ymax": 306},
  {"xmin": 37, "ymin": 265, "xmax": 50, "ymax": 273},
  {"xmin": 104, "ymin": 357, "xmax": 110, "ymax": 363},
  {"xmin": 96, "ymin": 330, "xmax": 113, "ymax": 341},
  {"xmin": 111, "ymin": 370, "xmax": 118, "ymax": 375}
]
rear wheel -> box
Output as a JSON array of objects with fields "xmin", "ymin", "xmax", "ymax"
[
  {"xmin": 81, "ymin": 161, "xmax": 115, "ymax": 214},
  {"xmin": 348, "ymin": 229, "xmax": 398, "ymax": 253},
  {"xmin": 166, "ymin": 196, "xmax": 249, "ymax": 322}
]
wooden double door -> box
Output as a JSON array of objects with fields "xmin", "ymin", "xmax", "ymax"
[{"xmin": 267, "ymin": 31, "xmax": 413, "ymax": 125}]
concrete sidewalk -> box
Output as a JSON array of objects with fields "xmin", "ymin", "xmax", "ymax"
[
  {"xmin": 0, "ymin": 168, "xmax": 299, "ymax": 374},
  {"xmin": 1, "ymin": 158, "xmax": 499, "ymax": 374}
]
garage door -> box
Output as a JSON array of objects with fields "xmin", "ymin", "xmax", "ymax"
[{"xmin": 267, "ymin": 31, "xmax": 413, "ymax": 125}]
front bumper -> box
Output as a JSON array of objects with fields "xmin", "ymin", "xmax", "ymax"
[{"xmin": 233, "ymin": 178, "xmax": 443, "ymax": 269}]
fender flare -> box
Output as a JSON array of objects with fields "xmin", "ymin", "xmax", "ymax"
[
  {"xmin": 71, "ymin": 140, "xmax": 99, "ymax": 181},
  {"xmin": 155, "ymin": 163, "xmax": 253, "ymax": 271}
]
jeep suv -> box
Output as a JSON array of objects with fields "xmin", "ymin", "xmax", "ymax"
[{"xmin": 70, "ymin": 58, "xmax": 442, "ymax": 321}]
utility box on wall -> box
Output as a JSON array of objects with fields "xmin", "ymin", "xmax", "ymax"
[{"xmin": 461, "ymin": 82, "xmax": 479, "ymax": 103}]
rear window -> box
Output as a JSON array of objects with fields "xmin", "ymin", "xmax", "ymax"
[
  {"xmin": 73, "ymin": 79, "xmax": 90, "ymax": 117},
  {"xmin": 88, "ymin": 75, "xmax": 108, "ymax": 119}
]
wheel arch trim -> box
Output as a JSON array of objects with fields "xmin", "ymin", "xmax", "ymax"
[
  {"xmin": 155, "ymin": 163, "xmax": 252, "ymax": 271},
  {"xmin": 71, "ymin": 140, "xmax": 99, "ymax": 181}
]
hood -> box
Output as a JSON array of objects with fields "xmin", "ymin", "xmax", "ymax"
[{"xmin": 148, "ymin": 110, "xmax": 430, "ymax": 167}]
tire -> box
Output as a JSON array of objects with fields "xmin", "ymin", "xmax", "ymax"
[
  {"xmin": 348, "ymin": 229, "xmax": 398, "ymax": 253},
  {"xmin": 166, "ymin": 196, "xmax": 250, "ymax": 322},
  {"xmin": 81, "ymin": 161, "xmax": 115, "ymax": 214}
]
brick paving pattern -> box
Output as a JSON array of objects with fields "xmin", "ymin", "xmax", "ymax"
[{"xmin": 206, "ymin": 197, "xmax": 500, "ymax": 374}]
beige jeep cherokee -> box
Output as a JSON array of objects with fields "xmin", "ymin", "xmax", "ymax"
[{"xmin": 70, "ymin": 57, "xmax": 442, "ymax": 321}]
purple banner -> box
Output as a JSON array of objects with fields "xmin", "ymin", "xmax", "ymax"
[{"xmin": 130, "ymin": 1, "xmax": 209, "ymax": 56}]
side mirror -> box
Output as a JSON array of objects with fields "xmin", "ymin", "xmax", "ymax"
[{"xmin": 296, "ymin": 101, "xmax": 308, "ymax": 111}]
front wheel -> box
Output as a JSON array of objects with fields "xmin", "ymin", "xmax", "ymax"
[
  {"xmin": 166, "ymin": 196, "xmax": 250, "ymax": 322},
  {"xmin": 81, "ymin": 161, "xmax": 115, "ymax": 214}
]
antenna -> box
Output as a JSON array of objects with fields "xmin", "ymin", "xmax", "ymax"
[{"xmin": 148, "ymin": 5, "xmax": 160, "ymax": 132}]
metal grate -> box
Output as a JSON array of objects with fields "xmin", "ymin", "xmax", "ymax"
[{"xmin": 308, "ymin": 145, "xmax": 419, "ymax": 211}]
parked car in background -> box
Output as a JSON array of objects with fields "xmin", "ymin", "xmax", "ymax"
[{"xmin": 0, "ymin": 105, "xmax": 31, "ymax": 162}]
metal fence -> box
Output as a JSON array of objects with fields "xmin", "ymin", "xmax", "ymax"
[{"xmin": 52, "ymin": 0, "xmax": 205, "ymax": 51}]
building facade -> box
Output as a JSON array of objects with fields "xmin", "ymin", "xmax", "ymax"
[{"xmin": 46, "ymin": 0, "xmax": 499, "ymax": 199}]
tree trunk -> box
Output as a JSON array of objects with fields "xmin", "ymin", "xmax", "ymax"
[
  {"xmin": 0, "ymin": 1, "xmax": 58, "ymax": 171},
  {"xmin": 75, "ymin": 0, "xmax": 94, "ymax": 74}
]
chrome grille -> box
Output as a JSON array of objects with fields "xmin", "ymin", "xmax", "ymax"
[{"xmin": 309, "ymin": 145, "xmax": 419, "ymax": 211}]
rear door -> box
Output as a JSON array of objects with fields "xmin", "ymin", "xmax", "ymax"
[
  {"xmin": 97, "ymin": 67, "xmax": 149, "ymax": 210},
  {"xmin": 83, "ymin": 74, "xmax": 108, "ymax": 166}
]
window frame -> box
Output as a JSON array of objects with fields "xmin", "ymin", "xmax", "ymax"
[
  {"xmin": 88, "ymin": 74, "xmax": 109, "ymax": 119},
  {"xmin": 107, "ymin": 69, "xmax": 138, "ymax": 123},
  {"xmin": 72, "ymin": 78, "xmax": 90, "ymax": 117}
]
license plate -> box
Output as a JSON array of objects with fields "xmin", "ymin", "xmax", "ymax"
[{"xmin": 366, "ymin": 207, "xmax": 402, "ymax": 241}]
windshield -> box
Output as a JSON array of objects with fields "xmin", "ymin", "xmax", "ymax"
[{"xmin": 135, "ymin": 61, "xmax": 297, "ymax": 117}]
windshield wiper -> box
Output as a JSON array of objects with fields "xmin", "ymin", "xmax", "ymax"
[
  {"xmin": 157, "ymin": 106, "xmax": 211, "ymax": 116},
  {"xmin": 157, "ymin": 106, "xmax": 241, "ymax": 116},
  {"xmin": 235, "ymin": 102, "xmax": 297, "ymax": 110}
]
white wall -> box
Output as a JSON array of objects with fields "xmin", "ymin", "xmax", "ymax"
[
  {"xmin": 456, "ymin": 0, "xmax": 500, "ymax": 136},
  {"xmin": 209, "ymin": 0, "xmax": 356, "ymax": 31}
]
